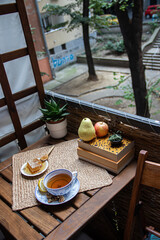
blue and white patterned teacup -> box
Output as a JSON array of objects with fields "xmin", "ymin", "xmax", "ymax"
[{"xmin": 43, "ymin": 169, "xmax": 77, "ymax": 196}]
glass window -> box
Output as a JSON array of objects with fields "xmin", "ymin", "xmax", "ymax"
[{"xmin": 41, "ymin": 14, "xmax": 65, "ymax": 32}]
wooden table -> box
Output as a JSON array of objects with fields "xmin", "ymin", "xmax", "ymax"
[{"xmin": 0, "ymin": 133, "xmax": 136, "ymax": 240}]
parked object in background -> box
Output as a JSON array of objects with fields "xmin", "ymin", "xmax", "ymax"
[
  {"xmin": 145, "ymin": 5, "xmax": 160, "ymax": 18},
  {"xmin": 101, "ymin": 14, "xmax": 119, "ymax": 26},
  {"xmin": 152, "ymin": 13, "xmax": 159, "ymax": 21},
  {"xmin": 39, "ymin": 97, "xmax": 69, "ymax": 138}
]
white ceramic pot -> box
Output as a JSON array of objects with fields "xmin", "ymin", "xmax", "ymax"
[{"xmin": 46, "ymin": 118, "xmax": 67, "ymax": 139}]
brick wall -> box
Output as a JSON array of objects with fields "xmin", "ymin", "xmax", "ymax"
[{"xmin": 24, "ymin": 0, "xmax": 53, "ymax": 82}]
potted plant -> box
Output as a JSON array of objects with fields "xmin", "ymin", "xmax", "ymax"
[
  {"xmin": 109, "ymin": 131, "xmax": 123, "ymax": 147},
  {"xmin": 39, "ymin": 97, "xmax": 70, "ymax": 139}
]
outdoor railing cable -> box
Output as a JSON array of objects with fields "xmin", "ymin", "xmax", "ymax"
[{"xmin": 45, "ymin": 91, "xmax": 160, "ymax": 134}]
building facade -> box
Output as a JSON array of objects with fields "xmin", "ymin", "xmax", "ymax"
[
  {"xmin": 144, "ymin": 0, "xmax": 160, "ymax": 10},
  {"xmin": 25, "ymin": 0, "xmax": 160, "ymax": 80},
  {"xmin": 37, "ymin": 0, "xmax": 96, "ymax": 71}
]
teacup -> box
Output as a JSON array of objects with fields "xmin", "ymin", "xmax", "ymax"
[{"xmin": 43, "ymin": 169, "xmax": 77, "ymax": 196}]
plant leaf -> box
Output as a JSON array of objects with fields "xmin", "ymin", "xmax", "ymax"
[{"xmin": 115, "ymin": 99, "xmax": 123, "ymax": 105}]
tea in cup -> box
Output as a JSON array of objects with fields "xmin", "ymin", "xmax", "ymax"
[{"xmin": 43, "ymin": 169, "xmax": 77, "ymax": 196}]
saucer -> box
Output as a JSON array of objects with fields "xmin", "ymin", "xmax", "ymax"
[
  {"xmin": 21, "ymin": 160, "xmax": 48, "ymax": 177},
  {"xmin": 35, "ymin": 179, "xmax": 80, "ymax": 205}
]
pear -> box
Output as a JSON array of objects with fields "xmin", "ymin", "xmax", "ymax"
[{"xmin": 78, "ymin": 118, "xmax": 96, "ymax": 141}]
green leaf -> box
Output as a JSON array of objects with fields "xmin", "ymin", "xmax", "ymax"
[
  {"xmin": 152, "ymin": 110, "xmax": 160, "ymax": 115},
  {"xmin": 128, "ymin": 104, "xmax": 135, "ymax": 107},
  {"xmin": 51, "ymin": 98, "xmax": 57, "ymax": 108},
  {"xmin": 39, "ymin": 108, "xmax": 49, "ymax": 114},
  {"xmin": 61, "ymin": 112, "xmax": 70, "ymax": 117},
  {"xmin": 106, "ymin": 85, "xmax": 115, "ymax": 89},
  {"xmin": 115, "ymin": 99, "xmax": 123, "ymax": 105}
]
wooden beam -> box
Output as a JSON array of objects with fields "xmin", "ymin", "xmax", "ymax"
[
  {"xmin": 1, "ymin": 48, "xmax": 28, "ymax": 63},
  {"xmin": 16, "ymin": 0, "xmax": 45, "ymax": 108},
  {"xmin": 0, "ymin": 56, "xmax": 27, "ymax": 149},
  {"xmin": 0, "ymin": 120, "xmax": 44, "ymax": 147},
  {"xmin": 0, "ymin": 3, "xmax": 17, "ymax": 15},
  {"xmin": 0, "ymin": 86, "xmax": 37, "ymax": 107}
]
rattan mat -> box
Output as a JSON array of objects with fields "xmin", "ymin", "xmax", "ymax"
[{"xmin": 12, "ymin": 139, "xmax": 112, "ymax": 211}]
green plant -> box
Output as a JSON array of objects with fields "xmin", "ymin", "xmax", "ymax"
[
  {"xmin": 149, "ymin": 21, "xmax": 159, "ymax": 34},
  {"xmin": 106, "ymin": 73, "xmax": 135, "ymax": 108},
  {"xmin": 36, "ymin": 51, "xmax": 46, "ymax": 58},
  {"xmin": 104, "ymin": 40, "xmax": 125, "ymax": 54},
  {"xmin": 114, "ymin": 40, "xmax": 125, "ymax": 53},
  {"xmin": 146, "ymin": 78, "xmax": 160, "ymax": 111},
  {"xmin": 106, "ymin": 72, "xmax": 160, "ymax": 116},
  {"xmin": 40, "ymin": 72, "xmax": 50, "ymax": 77},
  {"xmin": 39, "ymin": 97, "xmax": 69, "ymax": 122},
  {"xmin": 109, "ymin": 131, "xmax": 122, "ymax": 142},
  {"xmin": 45, "ymin": 22, "xmax": 68, "ymax": 32}
]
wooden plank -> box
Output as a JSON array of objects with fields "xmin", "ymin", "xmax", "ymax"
[
  {"xmin": 1, "ymin": 48, "xmax": 28, "ymax": 63},
  {"xmin": 0, "ymin": 119, "xmax": 44, "ymax": 148},
  {"xmin": 141, "ymin": 160, "xmax": 160, "ymax": 189},
  {"xmin": 72, "ymin": 193, "xmax": 90, "ymax": 208},
  {"xmin": 16, "ymin": 0, "xmax": 45, "ymax": 107},
  {"xmin": 0, "ymin": 200, "xmax": 42, "ymax": 240},
  {"xmin": 0, "ymin": 178, "xmax": 60, "ymax": 236},
  {"xmin": 23, "ymin": 120, "xmax": 44, "ymax": 135},
  {"xmin": 12, "ymin": 86, "xmax": 37, "ymax": 103},
  {"xmin": 0, "ymin": 176, "xmax": 60, "ymax": 235},
  {"xmin": 0, "ymin": 158, "xmax": 12, "ymax": 172},
  {"xmin": 0, "ymin": 166, "xmax": 13, "ymax": 182},
  {"xmin": 64, "ymin": 132, "xmax": 78, "ymax": 141},
  {"xmin": 86, "ymin": 188, "xmax": 100, "ymax": 197},
  {"xmin": 124, "ymin": 150, "xmax": 148, "ymax": 240},
  {"xmin": 45, "ymin": 161, "xmax": 137, "ymax": 240},
  {"xmin": 0, "ymin": 177, "xmax": 12, "ymax": 204},
  {"xmin": 51, "ymin": 205, "xmax": 76, "ymax": 221},
  {"xmin": 0, "ymin": 3, "xmax": 17, "ymax": 15},
  {"xmin": 0, "ymin": 132, "xmax": 17, "ymax": 147},
  {"xmin": 0, "ymin": 86, "xmax": 37, "ymax": 108},
  {"xmin": 21, "ymin": 207, "xmax": 60, "ymax": 236}
]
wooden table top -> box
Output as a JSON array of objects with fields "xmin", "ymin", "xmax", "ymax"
[{"xmin": 0, "ymin": 133, "xmax": 136, "ymax": 240}]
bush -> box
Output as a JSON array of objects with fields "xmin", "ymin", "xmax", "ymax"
[{"xmin": 104, "ymin": 39, "xmax": 125, "ymax": 54}]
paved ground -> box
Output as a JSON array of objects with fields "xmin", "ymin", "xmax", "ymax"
[
  {"xmin": 44, "ymin": 63, "xmax": 130, "ymax": 96},
  {"xmin": 44, "ymin": 63, "xmax": 160, "ymax": 121}
]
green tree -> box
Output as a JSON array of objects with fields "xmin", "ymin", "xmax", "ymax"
[
  {"xmin": 107, "ymin": 0, "xmax": 150, "ymax": 117},
  {"xmin": 43, "ymin": 0, "xmax": 108, "ymax": 81}
]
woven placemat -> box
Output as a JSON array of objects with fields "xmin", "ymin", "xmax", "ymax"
[{"xmin": 12, "ymin": 139, "xmax": 112, "ymax": 211}]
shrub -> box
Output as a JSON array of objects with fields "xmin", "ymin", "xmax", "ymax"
[{"xmin": 104, "ymin": 39, "xmax": 125, "ymax": 54}]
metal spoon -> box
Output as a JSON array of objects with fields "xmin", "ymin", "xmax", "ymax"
[{"xmin": 40, "ymin": 146, "xmax": 55, "ymax": 162}]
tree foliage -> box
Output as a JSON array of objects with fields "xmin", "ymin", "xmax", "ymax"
[{"xmin": 43, "ymin": 0, "xmax": 112, "ymax": 32}]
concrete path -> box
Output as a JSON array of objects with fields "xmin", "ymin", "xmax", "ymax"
[
  {"xmin": 44, "ymin": 62, "xmax": 160, "ymax": 120},
  {"xmin": 44, "ymin": 63, "xmax": 131, "ymax": 98},
  {"xmin": 44, "ymin": 63, "xmax": 160, "ymax": 102}
]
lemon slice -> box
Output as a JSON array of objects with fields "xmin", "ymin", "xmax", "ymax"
[{"xmin": 38, "ymin": 178, "xmax": 47, "ymax": 192}]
